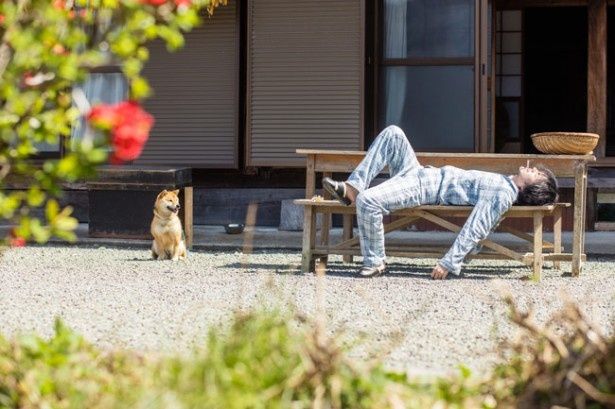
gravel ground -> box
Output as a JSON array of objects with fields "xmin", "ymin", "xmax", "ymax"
[{"xmin": 1, "ymin": 245, "xmax": 614, "ymax": 375}]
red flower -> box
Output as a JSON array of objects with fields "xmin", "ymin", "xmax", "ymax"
[
  {"xmin": 52, "ymin": 43, "xmax": 67, "ymax": 55},
  {"xmin": 9, "ymin": 236, "xmax": 26, "ymax": 247},
  {"xmin": 8, "ymin": 229, "xmax": 25, "ymax": 247},
  {"xmin": 140, "ymin": 0, "xmax": 192, "ymax": 7},
  {"xmin": 87, "ymin": 101, "xmax": 154, "ymax": 163},
  {"xmin": 87, "ymin": 103, "xmax": 120, "ymax": 130},
  {"xmin": 0, "ymin": 14, "xmax": 5, "ymax": 25},
  {"xmin": 141, "ymin": 0, "xmax": 167, "ymax": 5}
]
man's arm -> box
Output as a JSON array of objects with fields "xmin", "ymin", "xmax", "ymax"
[{"xmin": 435, "ymin": 192, "xmax": 514, "ymax": 278}]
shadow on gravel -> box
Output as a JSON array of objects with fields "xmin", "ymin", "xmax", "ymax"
[
  {"xmin": 322, "ymin": 265, "xmax": 527, "ymax": 280},
  {"xmin": 221, "ymin": 260, "xmax": 540, "ymax": 280},
  {"xmin": 124, "ymin": 257, "xmax": 158, "ymax": 262}
]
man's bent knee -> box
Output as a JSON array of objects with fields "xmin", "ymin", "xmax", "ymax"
[
  {"xmin": 383, "ymin": 125, "xmax": 405, "ymax": 139},
  {"xmin": 355, "ymin": 191, "xmax": 380, "ymax": 215}
]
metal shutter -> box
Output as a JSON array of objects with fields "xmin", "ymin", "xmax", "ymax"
[
  {"xmin": 137, "ymin": 2, "xmax": 239, "ymax": 168},
  {"xmin": 247, "ymin": 0, "xmax": 364, "ymax": 166}
]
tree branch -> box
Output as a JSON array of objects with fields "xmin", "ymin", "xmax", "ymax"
[{"xmin": 0, "ymin": 0, "xmax": 31, "ymax": 80}]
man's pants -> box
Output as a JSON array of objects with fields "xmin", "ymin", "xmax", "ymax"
[{"xmin": 346, "ymin": 126, "xmax": 442, "ymax": 267}]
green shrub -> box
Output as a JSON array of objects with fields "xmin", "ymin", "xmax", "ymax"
[
  {"xmin": 0, "ymin": 320, "xmax": 143, "ymax": 408},
  {"xmin": 0, "ymin": 310, "xmax": 410, "ymax": 409},
  {"xmin": 488, "ymin": 296, "xmax": 615, "ymax": 409},
  {"xmin": 4, "ymin": 300, "xmax": 610, "ymax": 408}
]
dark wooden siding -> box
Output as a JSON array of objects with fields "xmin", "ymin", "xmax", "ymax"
[
  {"xmin": 137, "ymin": 2, "xmax": 239, "ymax": 168},
  {"xmin": 246, "ymin": 0, "xmax": 364, "ymax": 166}
]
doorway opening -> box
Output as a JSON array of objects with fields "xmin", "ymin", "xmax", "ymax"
[{"xmin": 522, "ymin": 7, "xmax": 588, "ymax": 153}]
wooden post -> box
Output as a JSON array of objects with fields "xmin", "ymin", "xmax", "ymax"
[
  {"xmin": 301, "ymin": 206, "xmax": 316, "ymax": 273},
  {"xmin": 580, "ymin": 163, "xmax": 589, "ymax": 261},
  {"xmin": 552, "ymin": 206, "xmax": 562, "ymax": 270},
  {"xmin": 342, "ymin": 214, "xmax": 354, "ymax": 263},
  {"xmin": 587, "ymin": 0, "xmax": 607, "ymax": 157},
  {"xmin": 572, "ymin": 162, "xmax": 588, "ymax": 276},
  {"xmin": 305, "ymin": 155, "xmax": 316, "ymax": 197},
  {"xmin": 533, "ymin": 211, "xmax": 543, "ymax": 281},
  {"xmin": 182, "ymin": 186, "xmax": 193, "ymax": 249},
  {"xmin": 301, "ymin": 155, "xmax": 317, "ymax": 273},
  {"xmin": 319, "ymin": 172, "xmax": 332, "ymax": 268}
]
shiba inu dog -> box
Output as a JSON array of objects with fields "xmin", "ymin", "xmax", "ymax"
[{"xmin": 151, "ymin": 189, "xmax": 186, "ymax": 261}]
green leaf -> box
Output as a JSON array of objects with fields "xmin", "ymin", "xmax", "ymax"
[
  {"xmin": 86, "ymin": 148, "xmax": 108, "ymax": 164},
  {"xmin": 459, "ymin": 364, "xmax": 472, "ymax": 380},
  {"xmin": 130, "ymin": 76, "xmax": 151, "ymax": 99},
  {"xmin": 54, "ymin": 228, "xmax": 77, "ymax": 243},
  {"xmin": 27, "ymin": 187, "xmax": 46, "ymax": 207},
  {"xmin": 30, "ymin": 219, "xmax": 50, "ymax": 243},
  {"xmin": 45, "ymin": 199, "xmax": 60, "ymax": 221}
]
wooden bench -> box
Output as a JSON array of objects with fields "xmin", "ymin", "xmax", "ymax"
[{"xmin": 295, "ymin": 150, "xmax": 596, "ymax": 280}]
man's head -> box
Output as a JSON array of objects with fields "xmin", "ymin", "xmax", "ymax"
[{"xmin": 515, "ymin": 165, "xmax": 559, "ymax": 205}]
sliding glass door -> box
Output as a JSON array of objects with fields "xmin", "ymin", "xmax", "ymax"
[{"xmin": 378, "ymin": 0, "xmax": 486, "ymax": 151}]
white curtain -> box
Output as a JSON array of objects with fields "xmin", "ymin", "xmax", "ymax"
[
  {"xmin": 384, "ymin": 0, "xmax": 408, "ymax": 127},
  {"xmin": 70, "ymin": 73, "xmax": 127, "ymax": 144}
]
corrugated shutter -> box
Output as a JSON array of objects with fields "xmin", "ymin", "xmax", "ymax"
[
  {"xmin": 136, "ymin": 2, "xmax": 239, "ymax": 168},
  {"xmin": 247, "ymin": 0, "xmax": 364, "ymax": 166}
]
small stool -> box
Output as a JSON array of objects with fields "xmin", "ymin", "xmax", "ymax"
[{"xmin": 86, "ymin": 166, "xmax": 193, "ymax": 248}]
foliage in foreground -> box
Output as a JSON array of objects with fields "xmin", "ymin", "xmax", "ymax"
[
  {"xmin": 489, "ymin": 296, "xmax": 615, "ymax": 409},
  {"xmin": 0, "ymin": 299, "xmax": 613, "ymax": 409},
  {"xmin": 0, "ymin": 0, "xmax": 226, "ymax": 246}
]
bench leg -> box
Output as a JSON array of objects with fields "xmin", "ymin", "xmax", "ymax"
[
  {"xmin": 552, "ymin": 206, "xmax": 562, "ymax": 270},
  {"xmin": 342, "ymin": 214, "xmax": 354, "ymax": 263},
  {"xmin": 533, "ymin": 212, "xmax": 543, "ymax": 281},
  {"xmin": 572, "ymin": 162, "xmax": 587, "ymax": 276},
  {"xmin": 301, "ymin": 206, "xmax": 316, "ymax": 273},
  {"xmin": 318, "ymin": 212, "xmax": 331, "ymax": 271},
  {"xmin": 182, "ymin": 186, "xmax": 193, "ymax": 250}
]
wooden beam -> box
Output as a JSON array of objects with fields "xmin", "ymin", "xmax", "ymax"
[
  {"xmin": 301, "ymin": 206, "xmax": 316, "ymax": 273},
  {"xmin": 498, "ymin": 225, "xmax": 555, "ymax": 248},
  {"xmin": 533, "ymin": 212, "xmax": 544, "ymax": 280},
  {"xmin": 342, "ymin": 214, "xmax": 353, "ymax": 262},
  {"xmin": 319, "ymin": 172, "xmax": 332, "ymax": 267},
  {"xmin": 587, "ymin": 0, "xmax": 607, "ymax": 157},
  {"xmin": 572, "ymin": 162, "xmax": 588, "ymax": 276},
  {"xmin": 497, "ymin": 0, "xmax": 588, "ymax": 8},
  {"xmin": 414, "ymin": 210, "xmax": 525, "ymax": 262},
  {"xmin": 182, "ymin": 186, "xmax": 193, "ymax": 249},
  {"xmin": 553, "ymin": 205, "xmax": 563, "ymax": 269},
  {"xmin": 297, "ymin": 151, "xmax": 595, "ymax": 177},
  {"xmin": 333, "ymin": 215, "xmax": 419, "ymax": 249}
]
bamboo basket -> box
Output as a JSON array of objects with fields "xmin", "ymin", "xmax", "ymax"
[{"xmin": 531, "ymin": 132, "xmax": 599, "ymax": 155}]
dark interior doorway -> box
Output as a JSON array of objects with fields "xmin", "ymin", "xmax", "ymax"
[{"xmin": 523, "ymin": 7, "xmax": 587, "ymax": 153}]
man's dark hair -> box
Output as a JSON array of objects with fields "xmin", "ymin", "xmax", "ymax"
[{"xmin": 516, "ymin": 165, "xmax": 559, "ymax": 206}]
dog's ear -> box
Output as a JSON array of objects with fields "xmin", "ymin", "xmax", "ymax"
[
  {"xmin": 156, "ymin": 190, "xmax": 168, "ymax": 200},
  {"xmin": 171, "ymin": 189, "xmax": 180, "ymax": 196}
]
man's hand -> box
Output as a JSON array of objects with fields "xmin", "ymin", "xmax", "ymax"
[{"xmin": 431, "ymin": 264, "xmax": 449, "ymax": 280}]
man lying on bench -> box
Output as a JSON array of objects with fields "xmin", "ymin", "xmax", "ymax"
[{"xmin": 323, "ymin": 125, "xmax": 559, "ymax": 280}]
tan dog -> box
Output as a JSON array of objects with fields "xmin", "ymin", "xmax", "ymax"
[{"xmin": 151, "ymin": 189, "xmax": 186, "ymax": 261}]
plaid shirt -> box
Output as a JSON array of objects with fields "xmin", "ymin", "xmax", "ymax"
[
  {"xmin": 346, "ymin": 125, "xmax": 519, "ymax": 275},
  {"xmin": 432, "ymin": 166, "xmax": 519, "ymax": 274}
]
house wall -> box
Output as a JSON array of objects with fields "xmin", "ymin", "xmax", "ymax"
[
  {"xmin": 246, "ymin": 0, "xmax": 364, "ymax": 166},
  {"xmin": 136, "ymin": 1, "xmax": 240, "ymax": 168},
  {"xmin": 116, "ymin": 0, "xmax": 610, "ymax": 232}
]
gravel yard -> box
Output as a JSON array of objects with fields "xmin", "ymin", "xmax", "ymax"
[{"xmin": 1, "ymin": 245, "xmax": 614, "ymax": 375}]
